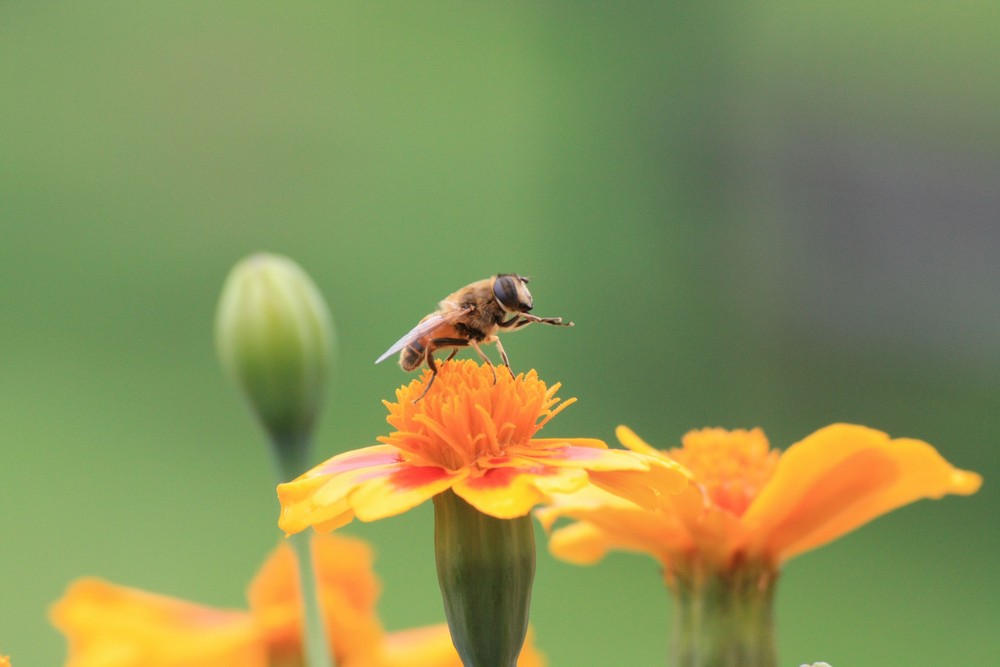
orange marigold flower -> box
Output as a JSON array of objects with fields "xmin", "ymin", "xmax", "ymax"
[
  {"xmin": 50, "ymin": 533, "xmax": 546, "ymax": 667},
  {"xmin": 540, "ymin": 424, "xmax": 981, "ymax": 666},
  {"xmin": 539, "ymin": 423, "xmax": 982, "ymax": 574},
  {"xmin": 277, "ymin": 360, "xmax": 687, "ymax": 534}
]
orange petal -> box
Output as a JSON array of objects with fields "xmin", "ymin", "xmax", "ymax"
[
  {"xmin": 589, "ymin": 458, "xmax": 689, "ymax": 510},
  {"xmin": 50, "ymin": 579, "xmax": 262, "ymax": 667},
  {"xmin": 377, "ymin": 624, "xmax": 462, "ymax": 667},
  {"xmin": 539, "ymin": 486, "xmax": 699, "ymax": 565},
  {"xmin": 743, "ymin": 424, "xmax": 983, "ymax": 562},
  {"xmin": 546, "ymin": 521, "xmax": 620, "ymax": 565},
  {"xmin": 247, "ymin": 535, "xmax": 384, "ymax": 664},
  {"xmin": 666, "ymin": 484, "xmax": 748, "ymax": 568},
  {"xmin": 453, "ymin": 464, "xmax": 591, "ymax": 519},
  {"xmin": 378, "ymin": 623, "xmax": 546, "ymax": 667}
]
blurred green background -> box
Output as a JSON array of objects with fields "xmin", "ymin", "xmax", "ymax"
[{"xmin": 2, "ymin": 3, "xmax": 997, "ymax": 665}]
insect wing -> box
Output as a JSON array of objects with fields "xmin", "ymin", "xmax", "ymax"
[{"xmin": 374, "ymin": 307, "xmax": 472, "ymax": 364}]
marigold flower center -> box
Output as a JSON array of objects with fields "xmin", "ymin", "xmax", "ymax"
[
  {"xmin": 668, "ymin": 428, "xmax": 778, "ymax": 517},
  {"xmin": 378, "ymin": 360, "xmax": 573, "ymax": 470}
]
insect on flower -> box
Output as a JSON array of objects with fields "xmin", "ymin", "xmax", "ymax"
[{"xmin": 375, "ymin": 274, "xmax": 573, "ymax": 401}]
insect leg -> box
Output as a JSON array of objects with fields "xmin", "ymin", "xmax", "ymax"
[
  {"xmin": 412, "ymin": 337, "xmax": 470, "ymax": 402},
  {"xmin": 468, "ymin": 339, "xmax": 497, "ymax": 384},
  {"xmin": 430, "ymin": 337, "xmax": 469, "ymax": 362},
  {"xmin": 413, "ymin": 350, "xmax": 440, "ymax": 403},
  {"xmin": 519, "ymin": 313, "xmax": 573, "ymax": 327},
  {"xmin": 491, "ymin": 336, "xmax": 515, "ymax": 378}
]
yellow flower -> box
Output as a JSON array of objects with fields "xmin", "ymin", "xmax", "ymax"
[
  {"xmin": 50, "ymin": 533, "xmax": 546, "ymax": 667},
  {"xmin": 539, "ymin": 423, "xmax": 982, "ymax": 575},
  {"xmin": 278, "ymin": 360, "xmax": 686, "ymax": 534},
  {"xmin": 0, "ymin": 655, "xmax": 10, "ymax": 667}
]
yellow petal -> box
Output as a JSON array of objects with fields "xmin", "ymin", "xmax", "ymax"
[
  {"xmin": 743, "ymin": 423, "xmax": 983, "ymax": 561},
  {"xmin": 615, "ymin": 425, "xmax": 665, "ymax": 457},
  {"xmin": 50, "ymin": 579, "xmax": 262, "ymax": 667},
  {"xmin": 453, "ymin": 464, "xmax": 591, "ymax": 519}
]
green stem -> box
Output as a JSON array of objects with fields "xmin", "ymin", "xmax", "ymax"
[
  {"xmin": 272, "ymin": 435, "xmax": 335, "ymax": 667},
  {"xmin": 289, "ymin": 531, "xmax": 333, "ymax": 667},
  {"xmin": 433, "ymin": 489, "xmax": 535, "ymax": 667},
  {"xmin": 667, "ymin": 563, "xmax": 778, "ymax": 667}
]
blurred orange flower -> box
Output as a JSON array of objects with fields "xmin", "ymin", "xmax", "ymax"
[
  {"xmin": 278, "ymin": 360, "xmax": 686, "ymax": 535},
  {"xmin": 539, "ymin": 423, "xmax": 982, "ymax": 576},
  {"xmin": 51, "ymin": 533, "xmax": 545, "ymax": 667}
]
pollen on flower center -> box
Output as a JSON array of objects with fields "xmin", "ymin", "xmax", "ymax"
[
  {"xmin": 377, "ymin": 360, "xmax": 574, "ymax": 470},
  {"xmin": 669, "ymin": 428, "xmax": 778, "ymax": 517}
]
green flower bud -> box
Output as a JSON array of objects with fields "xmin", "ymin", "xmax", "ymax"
[
  {"xmin": 433, "ymin": 489, "xmax": 535, "ymax": 667},
  {"xmin": 215, "ymin": 253, "xmax": 334, "ymax": 457}
]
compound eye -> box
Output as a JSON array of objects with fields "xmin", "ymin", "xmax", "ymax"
[{"xmin": 493, "ymin": 275, "xmax": 522, "ymax": 311}]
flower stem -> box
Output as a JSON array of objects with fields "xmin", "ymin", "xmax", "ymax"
[
  {"xmin": 289, "ymin": 531, "xmax": 333, "ymax": 667},
  {"xmin": 433, "ymin": 489, "xmax": 535, "ymax": 667},
  {"xmin": 667, "ymin": 563, "xmax": 778, "ymax": 667},
  {"xmin": 272, "ymin": 435, "xmax": 334, "ymax": 667}
]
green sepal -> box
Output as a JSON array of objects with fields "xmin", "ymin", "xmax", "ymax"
[
  {"xmin": 668, "ymin": 563, "xmax": 779, "ymax": 667},
  {"xmin": 433, "ymin": 489, "xmax": 535, "ymax": 667}
]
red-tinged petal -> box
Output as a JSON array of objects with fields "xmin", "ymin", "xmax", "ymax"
[
  {"xmin": 277, "ymin": 445, "xmax": 407, "ymax": 534},
  {"xmin": 350, "ymin": 465, "xmax": 467, "ymax": 522},
  {"xmin": 743, "ymin": 424, "xmax": 983, "ymax": 562},
  {"xmin": 453, "ymin": 465, "xmax": 591, "ymax": 519},
  {"xmin": 50, "ymin": 579, "xmax": 262, "ymax": 667},
  {"xmin": 278, "ymin": 446, "xmax": 468, "ymax": 534},
  {"xmin": 311, "ymin": 446, "xmax": 408, "ymax": 476},
  {"xmin": 511, "ymin": 442, "xmax": 659, "ymax": 472}
]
